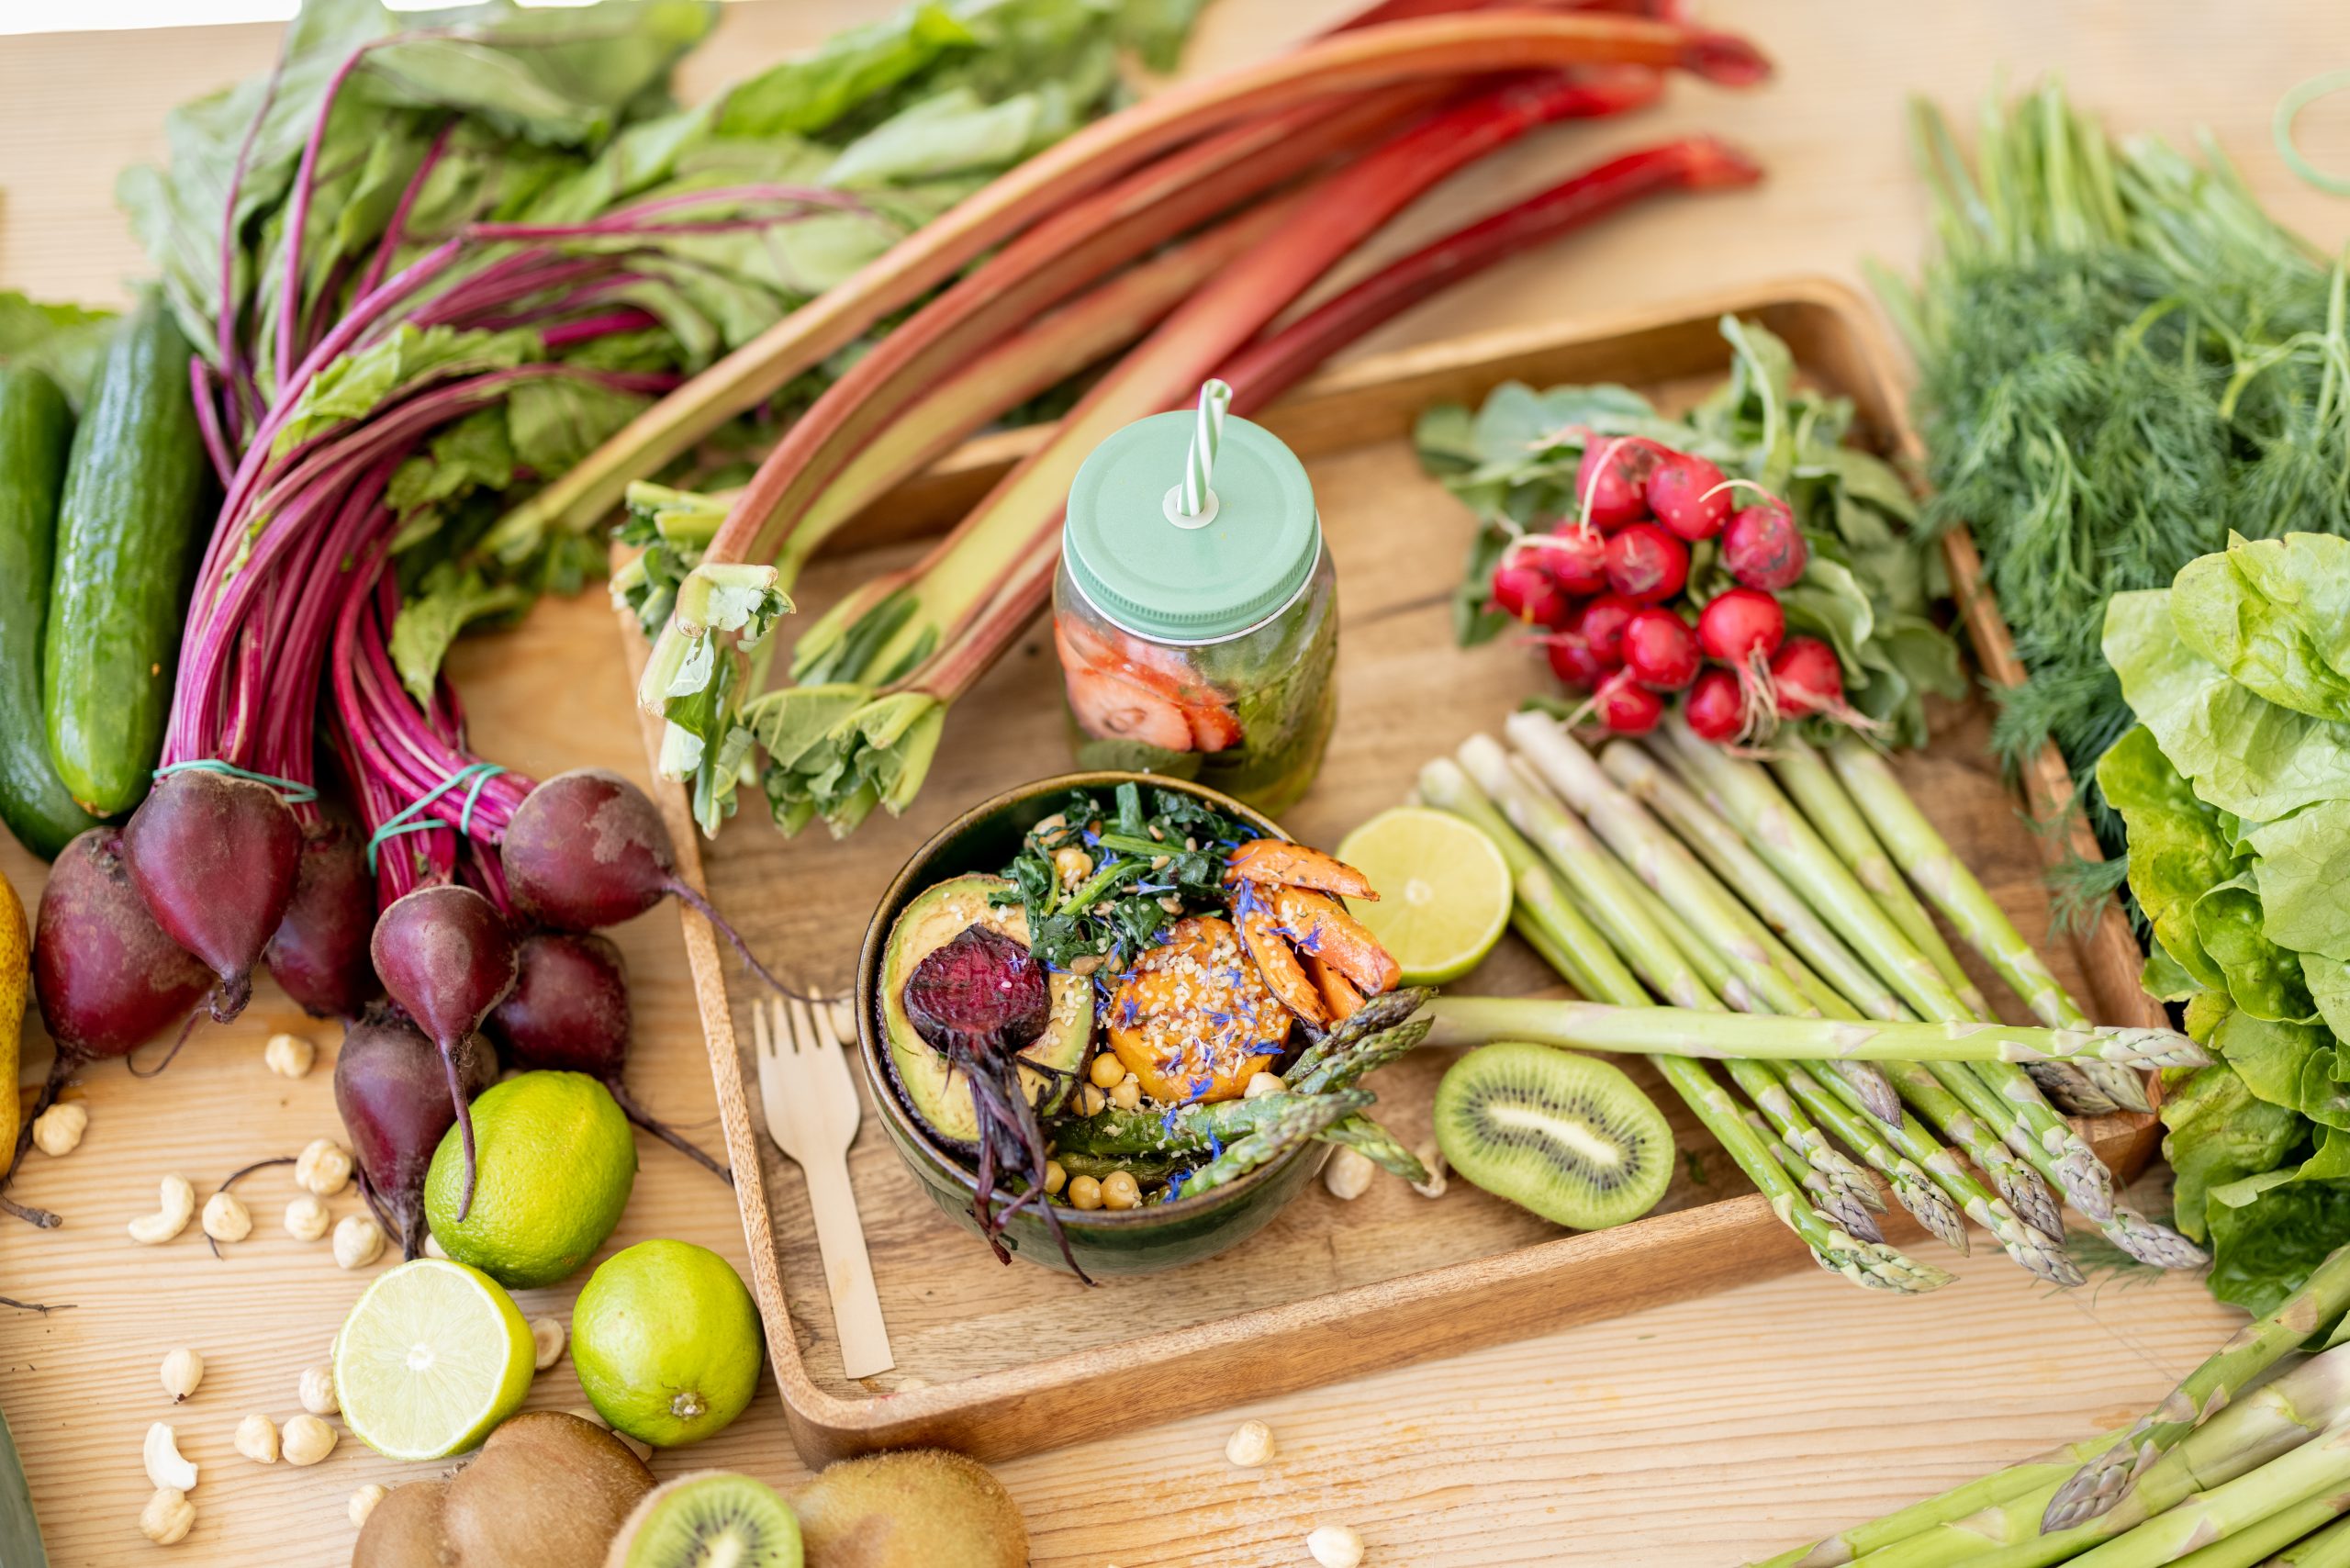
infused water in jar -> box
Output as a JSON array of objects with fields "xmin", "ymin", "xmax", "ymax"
[{"xmin": 1053, "ymin": 389, "xmax": 1337, "ymax": 814}]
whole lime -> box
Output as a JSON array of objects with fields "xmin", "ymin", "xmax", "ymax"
[
  {"xmin": 425, "ymin": 1071, "xmax": 636, "ymax": 1290},
  {"xmin": 573, "ymin": 1239, "xmax": 764, "ymax": 1449}
]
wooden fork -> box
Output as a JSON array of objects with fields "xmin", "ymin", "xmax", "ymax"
[{"xmin": 752, "ymin": 996, "xmax": 894, "ymax": 1379}]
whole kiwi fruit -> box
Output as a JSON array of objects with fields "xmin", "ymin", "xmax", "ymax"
[
  {"xmin": 793, "ymin": 1449, "xmax": 1025, "ymax": 1568},
  {"xmin": 1433, "ymin": 1041, "xmax": 1673, "ymax": 1229},
  {"xmin": 352, "ymin": 1412, "xmax": 655, "ymax": 1567}
]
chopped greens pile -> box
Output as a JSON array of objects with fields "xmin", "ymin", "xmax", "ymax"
[
  {"xmin": 997, "ymin": 782, "xmax": 1250, "ymax": 972},
  {"xmin": 2104, "ymin": 532, "xmax": 2350, "ymax": 1314},
  {"xmin": 1416, "ymin": 315, "xmax": 1964, "ymax": 748}
]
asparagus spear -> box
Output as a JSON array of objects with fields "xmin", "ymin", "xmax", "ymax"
[
  {"xmin": 2270, "ymin": 1512, "xmax": 2350, "ymax": 1567},
  {"xmin": 1180, "ymin": 1091, "xmax": 1361, "ymax": 1196},
  {"xmin": 1293, "ymin": 1019, "xmax": 1434, "ymax": 1095},
  {"xmin": 1416, "ymin": 759, "xmax": 1607, "ymax": 998},
  {"xmin": 1771, "ymin": 736, "xmax": 2122, "ymax": 1118},
  {"xmin": 1285, "ymin": 987, "xmax": 1437, "ymax": 1085},
  {"xmin": 1603, "ymin": 740, "xmax": 1908, "ymax": 1022},
  {"xmin": 1055, "ymin": 1088, "xmax": 1373, "ymax": 1158},
  {"xmin": 1419, "ymin": 997, "xmax": 2206, "ymax": 1068},
  {"xmin": 1747, "ymin": 1428, "xmax": 2124, "ymax": 1568},
  {"xmin": 2061, "ymin": 1424, "xmax": 2350, "ymax": 1567},
  {"xmin": 1860, "ymin": 1346, "xmax": 2350, "ymax": 1568},
  {"xmin": 1476, "ymin": 728, "xmax": 1901, "ymax": 1125},
  {"xmin": 1745, "ymin": 1107, "xmax": 1884, "ymax": 1242},
  {"xmin": 2170, "ymin": 1495, "xmax": 2350, "ymax": 1568},
  {"xmin": 1647, "ymin": 716, "xmax": 2121, "ymax": 1224},
  {"xmin": 2047, "ymin": 1244, "xmax": 2350, "ymax": 1530},
  {"xmin": 1768, "ymin": 734, "xmax": 1989, "ymax": 1015},
  {"xmin": 1882, "ymin": 1058, "xmax": 2065, "ymax": 1239},
  {"xmin": 1825, "ymin": 736, "xmax": 2152, "ymax": 1115},
  {"xmin": 1318, "ymin": 1113, "xmax": 1429, "ymax": 1183},
  {"xmin": 1427, "ymin": 766, "xmax": 1949, "ymax": 1294}
]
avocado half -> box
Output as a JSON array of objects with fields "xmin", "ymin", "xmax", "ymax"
[{"xmin": 878, "ymin": 874, "xmax": 1092, "ymax": 1152}]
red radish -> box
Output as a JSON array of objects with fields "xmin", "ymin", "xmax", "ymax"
[
  {"xmin": 1605, "ymin": 522, "xmax": 1689, "ymax": 603},
  {"xmin": 1769, "ymin": 635, "xmax": 1879, "ymax": 731},
  {"xmin": 370, "ymin": 883, "xmax": 517, "ymax": 1219},
  {"xmin": 1577, "ymin": 592, "xmax": 1640, "ymax": 665},
  {"xmin": 1489, "ymin": 557, "xmax": 1572, "ymax": 628},
  {"xmin": 1592, "ymin": 669, "xmax": 1664, "ymax": 734},
  {"xmin": 1621, "ymin": 609, "xmax": 1700, "ymax": 690},
  {"xmin": 120, "ymin": 769, "xmax": 302, "ymax": 1025},
  {"xmin": 265, "ymin": 817, "xmax": 378, "ymax": 1019},
  {"xmin": 1684, "ymin": 666, "xmax": 1744, "ymax": 742},
  {"xmin": 1645, "ymin": 452, "xmax": 1732, "ymax": 541},
  {"xmin": 1572, "ymin": 433, "xmax": 1663, "ymax": 530},
  {"xmin": 499, "ymin": 768, "xmax": 809, "ymax": 999},
  {"xmin": 1544, "ymin": 629, "xmax": 1612, "ymax": 689},
  {"xmin": 334, "ymin": 1006, "xmax": 496, "ymax": 1259},
  {"xmin": 1695, "ymin": 587, "xmax": 1786, "ymax": 665},
  {"xmin": 1523, "ymin": 528, "xmax": 1608, "ymax": 596},
  {"xmin": 487, "ymin": 932, "xmax": 728, "ymax": 1182},
  {"xmin": 1722, "ymin": 499, "xmax": 1807, "ymax": 590}
]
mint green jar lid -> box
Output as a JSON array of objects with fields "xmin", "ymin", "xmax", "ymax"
[{"xmin": 1062, "ymin": 409, "xmax": 1319, "ymax": 644}]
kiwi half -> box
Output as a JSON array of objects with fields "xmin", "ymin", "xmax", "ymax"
[
  {"xmin": 606, "ymin": 1471, "xmax": 802, "ymax": 1568},
  {"xmin": 1433, "ymin": 1041, "xmax": 1673, "ymax": 1229}
]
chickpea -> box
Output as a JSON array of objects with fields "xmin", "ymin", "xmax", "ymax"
[
  {"xmin": 1073, "ymin": 1083, "xmax": 1107, "ymax": 1116},
  {"xmin": 1100, "ymin": 1170, "xmax": 1141, "ymax": 1211},
  {"xmin": 1042, "ymin": 1160, "xmax": 1068, "ymax": 1197},
  {"xmin": 1108, "ymin": 1078, "xmax": 1142, "ymax": 1111},
  {"xmin": 1066, "ymin": 1175, "xmax": 1103, "ymax": 1211},
  {"xmin": 1087, "ymin": 1052, "xmax": 1126, "ymax": 1091}
]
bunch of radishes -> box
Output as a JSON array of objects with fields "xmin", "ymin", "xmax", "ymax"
[{"xmin": 1488, "ymin": 431, "xmax": 1857, "ymax": 741}]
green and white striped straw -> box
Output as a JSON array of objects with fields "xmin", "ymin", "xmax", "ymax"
[{"xmin": 1179, "ymin": 377, "xmax": 1233, "ymax": 518}]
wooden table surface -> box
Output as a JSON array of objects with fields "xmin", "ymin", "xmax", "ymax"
[{"xmin": 4, "ymin": 3, "xmax": 2347, "ymax": 1564}]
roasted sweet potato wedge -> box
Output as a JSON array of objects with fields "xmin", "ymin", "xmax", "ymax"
[
  {"xmin": 1223, "ymin": 839, "xmax": 1378, "ymax": 901},
  {"xmin": 1268, "ymin": 887, "xmax": 1401, "ymax": 995},
  {"xmin": 1104, "ymin": 916, "xmax": 1288, "ymax": 1103}
]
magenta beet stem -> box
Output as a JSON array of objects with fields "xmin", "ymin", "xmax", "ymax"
[{"xmin": 352, "ymin": 119, "xmax": 456, "ymax": 307}]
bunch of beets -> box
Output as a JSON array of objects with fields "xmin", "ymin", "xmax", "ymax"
[{"xmin": 1488, "ymin": 433, "xmax": 1857, "ymax": 742}]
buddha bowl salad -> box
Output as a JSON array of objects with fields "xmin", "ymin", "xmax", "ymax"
[{"xmin": 878, "ymin": 782, "xmax": 1430, "ymax": 1279}]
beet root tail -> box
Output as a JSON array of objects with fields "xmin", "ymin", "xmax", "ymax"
[
  {"xmin": 128, "ymin": 1006, "xmax": 207, "ymax": 1080},
  {"xmin": 442, "ymin": 1047, "xmax": 479, "ymax": 1221},
  {"xmin": 606, "ymin": 1079, "xmax": 732, "ymax": 1184},
  {"xmin": 667, "ymin": 879, "xmax": 818, "ymax": 1002}
]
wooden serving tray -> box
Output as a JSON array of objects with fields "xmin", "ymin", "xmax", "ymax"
[{"xmin": 616, "ymin": 277, "xmax": 2161, "ymax": 1466}]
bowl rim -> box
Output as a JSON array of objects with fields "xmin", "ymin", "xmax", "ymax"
[{"xmin": 854, "ymin": 768, "xmax": 1316, "ymax": 1230}]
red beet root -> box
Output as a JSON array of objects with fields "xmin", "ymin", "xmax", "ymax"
[
  {"xmin": 31, "ymin": 829, "xmax": 211, "ymax": 1063},
  {"xmin": 1489, "ymin": 558, "xmax": 1572, "ymax": 629},
  {"xmin": 334, "ymin": 1006, "xmax": 496, "ymax": 1259},
  {"xmin": 1605, "ymin": 522, "xmax": 1690, "ymax": 603},
  {"xmin": 1622, "ymin": 609, "xmax": 1700, "ymax": 691},
  {"xmin": 266, "ymin": 817, "xmax": 379, "ymax": 1020},
  {"xmin": 1684, "ymin": 666, "xmax": 1745, "ymax": 742},
  {"xmin": 370, "ymin": 883, "xmax": 517, "ymax": 1221},
  {"xmin": 1722, "ymin": 499, "xmax": 1808, "ymax": 591},
  {"xmin": 487, "ymin": 932, "xmax": 728, "ymax": 1181},
  {"xmin": 121, "ymin": 769, "xmax": 302, "ymax": 1025},
  {"xmin": 501, "ymin": 768, "xmax": 807, "ymax": 999},
  {"xmin": 1577, "ymin": 593, "xmax": 1640, "ymax": 666},
  {"xmin": 1593, "ymin": 669, "xmax": 1664, "ymax": 734},
  {"xmin": 1524, "ymin": 529, "xmax": 1608, "ymax": 597},
  {"xmin": 1573, "ymin": 433, "xmax": 1663, "ymax": 530},
  {"xmin": 1645, "ymin": 452, "xmax": 1732, "ymax": 542}
]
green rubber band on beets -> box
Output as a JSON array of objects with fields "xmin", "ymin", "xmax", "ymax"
[
  {"xmin": 2276, "ymin": 70, "xmax": 2350, "ymax": 196},
  {"xmin": 151, "ymin": 758, "xmax": 320, "ymax": 804},
  {"xmin": 365, "ymin": 762, "xmax": 507, "ymax": 873}
]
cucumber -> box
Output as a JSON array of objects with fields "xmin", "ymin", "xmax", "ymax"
[
  {"xmin": 41, "ymin": 293, "xmax": 208, "ymax": 816},
  {"xmin": 0, "ymin": 364, "xmax": 101, "ymax": 858},
  {"xmin": 0, "ymin": 1398, "xmax": 45, "ymax": 1567}
]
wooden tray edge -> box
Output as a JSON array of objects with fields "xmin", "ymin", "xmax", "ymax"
[{"xmin": 616, "ymin": 274, "xmax": 2164, "ymax": 1464}]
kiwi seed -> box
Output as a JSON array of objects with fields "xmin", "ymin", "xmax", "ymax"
[
  {"xmin": 606, "ymin": 1470, "xmax": 803, "ymax": 1568},
  {"xmin": 1433, "ymin": 1040, "xmax": 1673, "ymax": 1229}
]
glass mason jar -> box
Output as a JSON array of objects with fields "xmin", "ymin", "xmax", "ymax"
[{"xmin": 1053, "ymin": 407, "xmax": 1337, "ymax": 815}]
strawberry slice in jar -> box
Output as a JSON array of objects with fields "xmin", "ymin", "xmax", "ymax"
[{"xmin": 1053, "ymin": 617, "xmax": 1196, "ymax": 752}]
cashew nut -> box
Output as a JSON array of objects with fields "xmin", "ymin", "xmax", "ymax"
[
  {"xmin": 421, "ymin": 1232, "xmax": 448, "ymax": 1260},
  {"xmin": 1243, "ymin": 1071, "xmax": 1287, "ymax": 1099},
  {"xmin": 283, "ymin": 1193, "xmax": 330, "ymax": 1243},
  {"xmin": 129, "ymin": 1176, "xmax": 196, "ymax": 1245},
  {"xmin": 1321, "ymin": 1148, "xmax": 1377, "ymax": 1202},
  {"xmin": 348, "ymin": 1484, "xmax": 387, "ymax": 1529},
  {"xmin": 1409, "ymin": 1141, "xmax": 1449, "ymax": 1201},
  {"xmin": 233, "ymin": 1414, "xmax": 279, "ymax": 1464},
  {"xmin": 140, "ymin": 1487, "xmax": 195, "ymax": 1546},
  {"xmin": 143, "ymin": 1422, "xmax": 197, "ymax": 1492},
  {"xmin": 263, "ymin": 1033, "xmax": 316, "ymax": 1079},
  {"xmin": 529, "ymin": 1317, "xmax": 565, "ymax": 1372},
  {"xmin": 1307, "ymin": 1525, "xmax": 1366, "ymax": 1568},
  {"xmin": 295, "ymin": 1139, "xmax": 352, "ymax": 1197},
  {"xmin": 200, "ymin": 1191, "xmax": 252, "ymax": 1245},
  {"xmin": 158, "ymin": 1349, "xmax": 204, "ymax": 1404},
  {"xmin": 297, "ymin": 1365, "xmax": 337, "ymax": 1417},
  {"xmin": 30, "ymin": 1101, "xmax": 86, "ymax": 1157},
  {"xmin": 281, "ymin": 1414, "xmax": 337, "ymax": 1467},
  {"xmin": 331, "ymin": 1214, "xmax": 384, "ymax": 1271}
]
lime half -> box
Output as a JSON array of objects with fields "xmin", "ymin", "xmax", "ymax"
[
  {"xmin": 1336, "ymin": 806, "xmax": 1512, "ymax": 985},
  {"xmin": 334, "ymin": 1259, "xmax": 536, "ymax": 1462}
]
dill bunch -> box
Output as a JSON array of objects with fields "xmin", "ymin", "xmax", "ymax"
[{"xmin": 1885, "ymin": 82, "xmax": 2347, "ymax": 871}]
